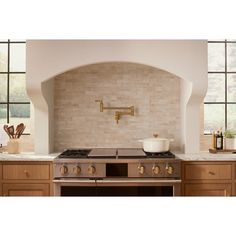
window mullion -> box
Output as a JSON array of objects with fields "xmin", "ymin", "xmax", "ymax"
[
  {"xmin": 225, "ymin": 40, "xmax": 227, "ymax": 130},
  {"xmin": 7, "ymin": 39, "xmax": 10, "ymax": 124},
  {"xmin": 1, "ymin": 39, "xmax": 28, "ymax": 134}
]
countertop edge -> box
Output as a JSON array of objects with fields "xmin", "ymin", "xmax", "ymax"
[
  {"xmin": 1, "ymin": 151, "xmax": 236, "ymax": 162},
  {"xmin": 0, "ymin": 152, "xmax": 58, "ymax": 161}
]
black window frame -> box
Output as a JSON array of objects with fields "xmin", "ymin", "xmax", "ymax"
[
  {"xmin": 0, "ymin": 39, "xmax": 30, "ymax": 135},
  {"xmin": 205, "ymin": 39, "xmax": 236, "ymax": 134}
]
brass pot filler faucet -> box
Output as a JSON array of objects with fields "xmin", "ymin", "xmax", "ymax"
[{"xmin": 95, "ymin": 100, "xmax": 134, "ymax": 124}]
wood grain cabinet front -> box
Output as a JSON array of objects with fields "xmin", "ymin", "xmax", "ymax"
[
  {"xmin": 0, "ymin": 164, "xmax": 2, "ymax": 196},
  {"xmin": 0, "ymin": 161, "xmax": 53, "ymax": 196},
  {"xmin": 182, "ymin": 162, "xmax": 235, "ymax": 196},
  {"xmin": 184, "ymin": 183, "xmax": 232, "ymax": 196},
  {"xmin": 3, "ymin": 164, "xmax": 50, "ymax": 180},
  {"xmin": 184, "ymin": 164, "xmax": 232, "ymax": 180},
  {"xmin": 2, "ymin": 183, "xmax": 50, "ymax": 196}
]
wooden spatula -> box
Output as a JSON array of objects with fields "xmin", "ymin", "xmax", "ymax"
[
  {"xmin": 7, "ymin": 125, "xmax": 15, "ymax": 139},
  {"xmin": 15, "ymin": 123, "xmax": 24, "ymax": 138},
  {"xmin": 3, "ymin": 125, "xmax": 11, "ymax": 139},
  {"xmin": 17, "ymin": 124, "xmax": 25, "ymax": 138}
]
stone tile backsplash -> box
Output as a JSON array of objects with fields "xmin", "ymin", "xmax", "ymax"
[{"xmin": 54, "ymin": 62, "xmax": 181, "ymax": 152}]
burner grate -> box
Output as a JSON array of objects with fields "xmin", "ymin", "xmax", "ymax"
[
  {"xmin": 144, "ymin": 151, "xmax": 175, "ymax": 158},
  {"xmin": 58, "ymin": 149, "xmax": 91, "ymax": 158}
]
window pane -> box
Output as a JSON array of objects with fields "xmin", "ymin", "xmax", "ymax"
[
  {"xmin": 0, "ymin": 44, "xmax": 8, "ymax": 72},
  {"xmin": 10, "ymin": 43, "xmax": 26, "ymax": 72},
  {"xmin": 208, "ymin": 43, "xmax": 225, "ymax": 71},
  {"xmin": 0, "ymin": 74, "xmax": 7, "ymax": 102},
  {"xmin": 9, "ymin": 74, "xmax": 29, "ymax": 102},
  {"xmin": 227, "ymin": 74, "xmax": 236, "ymax": 102},
  {"xmin": 227, "ymin": 43, "xmax": 236, "ymax": 71},
  {"xmin": 204, "ymin": 104, "xmax": 225, "ymax": 133},
  {"xmin": 0, "ymin": 104, "xmax": 7, "ymax": 124},
  {"xmin": 11, "ymin": 39, "xmax": 26, "ymax": 42},
  {"xmin": 227, "ymin": 104, "xmax": 236, "ymax": 130},
  {"xmin": 9, "ymin": 104, "xmax": 30, "ymax": 133},
  {"xmin": 204, "ymin": 74, "xmax": 225, "ymax": 102}
]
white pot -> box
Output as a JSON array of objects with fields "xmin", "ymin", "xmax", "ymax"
[
  {"xmin": 225, "ymin": 138, "xmax": 236, "ymax": 150},
  {"xmin": 139, "ymin": 134, "xmax": 174, "ymax": 153}
]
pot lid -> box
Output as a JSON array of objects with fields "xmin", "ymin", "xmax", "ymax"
[
  {"xmin": 142, "ymin": 137, "xmax": 169, "ymax": 142},
  {"xmin": 140, "ymin": 134, "xmax": 173, "ymax": 142}
]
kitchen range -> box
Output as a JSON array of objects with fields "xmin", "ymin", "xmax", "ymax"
[{"xmin": 53, "ymin": 148, "xmax": 181, "ymax": 196}]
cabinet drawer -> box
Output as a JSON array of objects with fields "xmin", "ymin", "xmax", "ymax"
[
  {"xmin": 184, "ymin": 164, "xmax": 232, "ymax": 180},
  {"xmin": 3, "ymin": 183, "xmax": 50, "ymax": 196},
  {"xmin": 3, "ymin": 164, "xmax": 50, "ymax": 180},
  {"xmin": 184, "ymin": 183, "xmax": 232, "ymax": 196}
]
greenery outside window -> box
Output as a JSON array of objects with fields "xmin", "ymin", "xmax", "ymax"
[
  {"xmin": 205, "ymin": 40, "xmax": 236, "ymax": 134},
  {"xmin": 0, "ymin": 39, "xmax": 30, "ymax": 134}
]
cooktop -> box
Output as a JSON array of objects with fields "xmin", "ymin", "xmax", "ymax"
[{"xmin": 57, "ymin": 148, "xmax": 176, "ymax": 159}]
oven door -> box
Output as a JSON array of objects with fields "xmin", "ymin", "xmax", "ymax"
[{"xmin": 54, "ymin": 178, "xmax": 181, "ymax": 196}]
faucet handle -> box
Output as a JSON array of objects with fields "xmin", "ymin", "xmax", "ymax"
[
  {"xmin": 115, "ymin": 111, "xmax": 120, "ymax": 124},
  {"xmin": 130, "ymin": 106, "xmax": 135, "ymax": 116},
  {"xmin": 95, "ymin": 99, "xmax": 103, "ymax": 112}
]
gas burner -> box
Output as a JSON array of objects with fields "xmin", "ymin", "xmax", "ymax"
[
  {"xmin": 144, "ymin": 151, "xmax": 175, "ymax": 158},
  {"xmin": 58, "ymin": 149, "xmax": 91, "ymax": 158}
]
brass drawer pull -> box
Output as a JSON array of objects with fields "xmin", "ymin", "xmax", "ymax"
[
  {"xmin": 24, "ymin": 169, "xmax": 29, "ymax": 177},
  {"xmin": 209, "ymin": 171, "xmax": 215, "ymax": 175}
]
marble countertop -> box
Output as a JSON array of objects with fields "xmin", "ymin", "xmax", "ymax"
[
  {"xmin": 1, "ymin": 151, "xmax": 236, "ymax": 162},
  {"xmin": 175, "ymin": 152, "xmax": 236, "ymax": 161},
  {"xmin": 0, "ymin": 152, "xmax": 58, "ymax": 161}
]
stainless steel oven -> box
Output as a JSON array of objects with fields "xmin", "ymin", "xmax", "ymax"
[
  {"xmin": 54, "ymin": 178, "xmax": 181, "ymax": 196},
  {"xmin": 53, "ymin": 149, "xmax": 181, "ymax": 196}
]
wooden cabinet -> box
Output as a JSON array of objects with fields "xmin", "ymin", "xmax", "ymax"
[
  {"xmin": 3, "ymin": 164, "xmax": 50, "ymax": 180},
  {"xmin": 234, "ymin": 163, "xmax": 236, "ymax": 196},
  {"xmin": 182, "ymin": 161, "xmax": 234, "ymax": 196},
  {"xmin": 184, "ymin": 164, "xmax": 232, "ymax": 180},
  {"xmin": 0, "ymin": 164, "xmax": 2, "ymax": 196},
  {"xmin": 184, "ymin": 183, "xmax": 232, "ymax": 196},
  {"xmin": 3, "ymin": 183, "xmax": 50, "ymax": 196},
  {"xmin": 0, "ymin": 161, "xmax": 53, "ymax": 196}
]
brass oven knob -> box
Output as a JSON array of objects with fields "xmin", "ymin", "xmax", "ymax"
[
  {"xmin": 73, "ymin": 166, "xmax": 81, "ymax": 175},
  {"xmin": 138, "ymin": 165, "xmax": 145, "ymax": 175},
  {"xmin": 60, "ymin": 165, "xmax": 68, "ymax": 175},
  {"xmin": 88, "ymin": 165, "xmax": 96, "ymax": 175},
  {"xmin": 166, "ymin": 165, "xmax": 174, "ymax": 175},
  {"xmin": 152, "ymin": 165, "xmax": 160, "ymax": 175}
]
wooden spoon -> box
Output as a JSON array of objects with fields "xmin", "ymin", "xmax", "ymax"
[
  {"xmin": 15, "ymin": 123, "xmax": 24, "ymax": 139},
  {"xmin": 3, "ymin": 125, "xmax": 11, "ymax": 139},
  {"xmin": 17, "ymin": 124, "xmax": 26, "ymax": 138},
  {"xmin": 7, "ymin": 125, "xmax": 15, "ymax": 139}
]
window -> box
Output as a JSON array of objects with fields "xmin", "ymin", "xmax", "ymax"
[
  {"xmin": 204, "ymin": 40, "xmax": 236, "ymax": 134},
  {"xmin": 0, "ymin": 39, "xmax": 30, "ymax": 134}
]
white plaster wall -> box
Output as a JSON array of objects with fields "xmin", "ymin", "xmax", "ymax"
[{"xmin": 26, "ymin": 40, "xmax": 208, "ymax": 154}]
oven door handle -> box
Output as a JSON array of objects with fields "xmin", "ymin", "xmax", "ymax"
[
  {"xmin": 96, "ymin": 178, "xmax": 181, "ymax": 186},
  {"xmin": 53, "ymin": 179, "xmax": 97, "ymax": 186}
]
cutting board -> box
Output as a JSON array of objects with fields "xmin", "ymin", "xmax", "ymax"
[
  {"xmin": 209, "ymin": 148, "xmax": 236, "ymax": 154},
  {"xmin": 117, "ymin": 148, "xmax": 146, "ymax": 157},
  {"xmin": 88, "ymin": 148, "xmax": 117, "ymax": 157}
]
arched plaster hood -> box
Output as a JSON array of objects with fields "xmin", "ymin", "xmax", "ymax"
[{"xmin": 26, "ymin": 40, "xmax": 208, "ymax": 154}]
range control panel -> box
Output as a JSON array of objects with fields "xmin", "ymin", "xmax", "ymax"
[{"xmin": 54, "ymin": 160, "xmax": 181, "ymax": 179}]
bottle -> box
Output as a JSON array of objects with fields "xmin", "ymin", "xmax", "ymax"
[
  {"xmin": 212, "ymin": 131, "xmax": 216, "ymax": 149},
  {"xmin": 216, "ymin": 130, "xmax": 223, "ymax": 150},
  {"xmin": 220, "ymin": 129, "xmax": 224, "ymax": 150}
]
